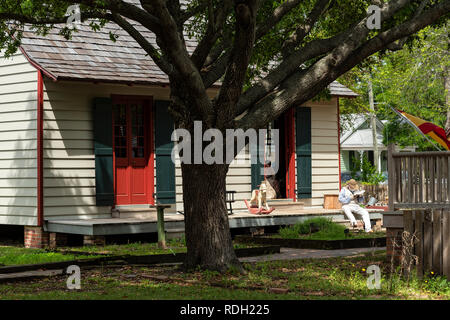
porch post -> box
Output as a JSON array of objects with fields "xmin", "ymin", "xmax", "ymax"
[
  {"xmin": 157, "ymin": 204, "xmax": 170, "ymax": 249},
  {"xmin": 388, "ymin": 144, "xmax": 395, "ymax": 210}
]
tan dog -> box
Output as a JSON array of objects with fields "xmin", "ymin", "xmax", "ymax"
[{"xmin": 249, "ymin": 181, "xmax": 270, "ymax": 210}]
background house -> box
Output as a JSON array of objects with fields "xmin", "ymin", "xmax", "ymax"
[{"xmin": 340, "ymin": 114, "xmax": 416, "ymax": 182}]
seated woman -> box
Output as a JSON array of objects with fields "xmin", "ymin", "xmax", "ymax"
[{"xmin": 338, "ymin": 179, "xmax": 373, "ymax": 233}]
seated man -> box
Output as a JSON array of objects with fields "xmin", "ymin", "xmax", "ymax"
[{"xmin": 338, "ymin": 179, "xmax": 373, "ymax": 233}]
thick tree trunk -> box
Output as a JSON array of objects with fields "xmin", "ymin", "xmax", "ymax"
[{"xmin": 181, "ymin": 163, "xmax": 243, "ymax": 272}]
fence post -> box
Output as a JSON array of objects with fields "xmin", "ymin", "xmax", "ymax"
[{"xmin": 388, "ymin": 144, "xmax": 395, "ymax": 210}]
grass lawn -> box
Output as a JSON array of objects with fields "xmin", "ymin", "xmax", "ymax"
[
  {"xmin": 1, "ymin": 250, "xmax": 449, "ymax": 300},
  {"xmin": 0, "ymin": 239, "xmax": 259, "ymax": 266},
  {"xmin": 0, "ymin": 246, "xmax": 94, "ymax": 266},
  {"xmin": 278, "ymin": 217, "xmax": 386, "ymax": 240}
]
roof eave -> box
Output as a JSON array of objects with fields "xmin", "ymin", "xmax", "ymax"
[{"xmin": 19, "ymin": 46, "xmax": 58, "ymax": 81}]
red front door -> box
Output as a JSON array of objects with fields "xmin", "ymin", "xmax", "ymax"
[{"xmin": 112, "ymin": 96, "xmax": 154, "ymax": 205}]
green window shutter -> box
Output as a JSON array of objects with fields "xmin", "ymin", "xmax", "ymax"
[
  {"xmin": 155, "ymin": 100, "xmax": 176, "ymax": 204},
  {"xmin": 93, "ymin": 98, "xmax": 114, "ymax": 206},
  {"xmin": 296, "ymin": 107, "xmax": 312, "ymax": 199}
]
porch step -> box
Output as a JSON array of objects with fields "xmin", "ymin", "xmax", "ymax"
[
  {"xmin": 267, "ymin": 200, "xmax": 305, "ymax": 210},
  {"xmin": 333, "ymin": 219, "xmax": 366, "ymax": 231},
  {"xmin": 165, "ymin": 228, "xmax": 185, "ymax": 240},
  {"xmin": 333, "ymin": 218, "xmax": 383, "ymax": 231},
  {"xmin": 111, "ymin": 207, "xmax": 157, "ymax": 219}
]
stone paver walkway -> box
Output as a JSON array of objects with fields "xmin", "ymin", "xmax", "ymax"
[
  {"xmin": 240, "ymin": 247, "xmax": 386, "ymax": 263},
  {"xmin": 0, "ymin": 269, "xmax": 63, "ymax": 283}
]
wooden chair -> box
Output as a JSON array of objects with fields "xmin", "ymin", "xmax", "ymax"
[{"xmin": 226, "ymin": 191, "xmax": 236, "ymax": 215}]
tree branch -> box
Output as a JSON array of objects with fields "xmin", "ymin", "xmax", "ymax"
[
  {"xmin": 190, "ymin": 0, "xmax": 233, "ymax": 69},
  {"xmin": 255, "ymin": 0, "xmax": 304, "ymax": 39},
  {"xmin": 235, "ymin": 0, "xmax": 415, "ymax": 116},
  {"xmin": 214, "ymin": 0, "xmax": 260, "ymax": 128},
  {"xmin": 110, "ymin": 12, "xmax": 174, "ymax": 76},
  {"xmin": 149, "ymin": 0, "xmax": 215, "ymax": 125},
  {"xmin": 236, "ymin": 0, "xmax": 450, "ymax": 130},
  {"xmin": 180, "ymin": 0, "xmax": 209, "ymax": 23},
  {"xmin": 200, "ymin": 0, "xmax": 306, "ymax": 87},
  {"xmin": 281, "ymin": 0, "xmax": 333, "ymax": 56}
]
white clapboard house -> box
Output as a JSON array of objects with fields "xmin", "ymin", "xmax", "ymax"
[{"xmin": 0, "ymin": 20, "xmax": 358, "ymax": 247}]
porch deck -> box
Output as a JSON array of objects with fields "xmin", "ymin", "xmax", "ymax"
[{"xmin": 44, "ymin": 207, "xmax": 385, "ymax": 236}]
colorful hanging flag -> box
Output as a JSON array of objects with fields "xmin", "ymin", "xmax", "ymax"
[{"xmin": 393, "ymin": 108, "xmax": 450, "ymax": 151}]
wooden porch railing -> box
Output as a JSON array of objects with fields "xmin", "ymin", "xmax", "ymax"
[{"xmin": 388, "ymin": 144, "xmax": 450, "ymax": 210}]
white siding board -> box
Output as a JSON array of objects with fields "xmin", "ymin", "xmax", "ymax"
[
  {"xmin": 0, "ymin": 188, "xmax": 36, "ymax": 197},
  {"xmin": 0, "ymin": 82, "xmax": 37, "ymax": 95},
  {"xmin": 44, "ymin": 110, "xmax": 92, "ymax": 121},
  {"xmin": 0, "ymin": 215, "xmax": 37, "ymax": 226},
  {"xmin": 0, "ymin": 100, "xmax": 37, "ymax": 113},
  {"xmin": 43, "ymin": 149, "xmax": 94, "ymax": 159},
  {"xmin": 44, "ymin": 187, "xmax": 95, "ymax": 197},
  {"xmin": 45, "ymin": 196, "xmax": 96, "ymax": 207},
  {"xmin": 0, "ymin": 140, "xmax": 37, "ymax": 151},
  {"xmin": 0, "ymin": 110, "xmax": 36, "ymax": 123},
  {"xmin": 44, "ymin": 140, "xmax": 93, "ymax": 149},
  {"xmin": 0, "ymin": 159, "xmax": 37, "ymax": 168},
  {"xmin": 44, "ymin": 169, "xmax": 95, "ymax": 178},
  {"xmin": 0, "ymin": 130, "xmax": 37, "ymax": 141},
  {"xmin": 0, "ymin": 120, "xmax": 37, "ymax": 132},
  {"xmin": 0, "ymin": 150, "xmax": 36, "ymax": 160},
  {"xmin": 44, "ymin": 120, "xmax": 93, "ymax": 131},
  {"xmin": 0, "ymin": 197, "xmax": 37, "ymax": 207},
  {"xmin": 0, "ymin": 169, "xmax": 37, "ymax": 178},
  {"xmin": 0, "ymin": 72, "xmax": 37, "ymax": 85},
  {"xmin": 0, "ymin": 63, "xmax": 36, "ymax": 75},
  {"xmin": 0, "ymin": 206, "xmax": 37, "ymax": 216},
  {"xmin": 44, "ymin": 206, "xmax": 111, "ymax": 216},
  {"xmin": 0, "ymin": 91, "xmax": 37, "ymax": 104}
]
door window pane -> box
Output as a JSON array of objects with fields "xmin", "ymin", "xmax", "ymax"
[
  {"xmin": 113, "ymin": 104, "xmax": 127, "ymax": 158},
  {"xmin": 131, "ymin": 104, "xmax": 145, "ymax": 159}
]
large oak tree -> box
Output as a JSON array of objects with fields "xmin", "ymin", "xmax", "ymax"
[{"xmin": 1, "ymin": 0, "xmax": 449, "ymax": 272}]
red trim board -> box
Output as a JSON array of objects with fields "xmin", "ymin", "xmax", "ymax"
[{"xmin": 37, "ymin": 71, "xmax": 44, "ymax": 227}]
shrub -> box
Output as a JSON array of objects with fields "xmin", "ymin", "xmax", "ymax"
[
  {"xmin": 278, "ymin": 218, "xmax": 347, "ymax": 240},
  {"xmin": 350, "ymin": 153, "xmax": 386, "ymax": 185}
]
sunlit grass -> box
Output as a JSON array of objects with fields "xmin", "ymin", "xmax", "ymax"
[{"xmin": 277, "ymin": 217, "xmax": 385, "ymax": 240}]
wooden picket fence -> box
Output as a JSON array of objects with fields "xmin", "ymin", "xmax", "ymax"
[
  {"xmin": 388, "ymin": 149, "xmax": 450, "ymax": 209},
  {"xmin": 402, "ymin": 210, "xmax": 450, "ymax": 278},
  {"xmin": 363, "ymin": 184, "xmax": 389, "ymax": 204},
  {"xmin": 387, "ymin": 145, "xmax": 450, "ymax": 278}
]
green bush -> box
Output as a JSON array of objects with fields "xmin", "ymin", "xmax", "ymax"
[
  {"xmin": 278, "ymin": 218, "xmax": 347, "ymax": 240},
  {"xmin": 350, "ymin": 153, "xmax": 386, "ymax": 185}
]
